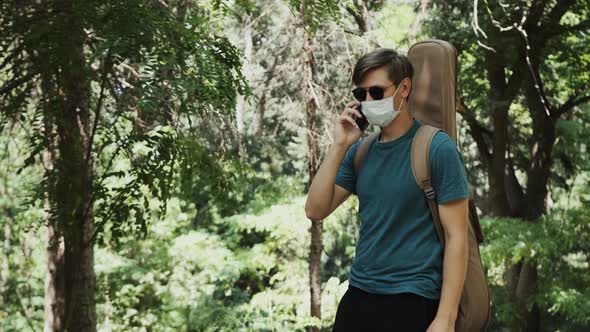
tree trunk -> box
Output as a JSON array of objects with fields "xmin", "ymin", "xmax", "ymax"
[
  {"xmin": 51, "ymin": 1, "xmax": 97, "ymax": 330},
  {"xmin": 457, "ymin": 1, "xmax": 579, "ymax": 330},
  {"xmin": 62, "ymin": 215, "xmax": 96, "ymax": 332},
  {"xmin": 0, "ymin": 180, "xmax": 8, "ymax": 295},
  {"xmin": 44, "ymin": 145, "xmax": 66, "ymax": 332},
  {"xmin": 515, "ymin": 261, "xmax": 540, "ymax": 332},
  {"xmin": 58, "ymin": 55, "xmax": 97, "ymax": 332},
  {"xmin": 235, "ymin": 14, "xmax": 252, "ymax": 160},
  {"xmin": 511, "ymin": 44, "xmax": 555, "ymax": 332},
  {"xmin": 304, "ymin": 47, "xmax": 323, "ymax": 329},
  {"xmin": 309, "ymin": 220, "xmax": 323, "ymax": 330},
  {"xmin": 301, "ymin": 1, "xmax": 323, "ymax": 329},
  {"xmin": 45, "ymin": 221, "xmax": 66, "ymax": 332},
  {"xmin": 485, "ymin": 56, "xmax": 512, "ymax": 216},
  {"xmin": 252, "ymin": 43, "xmax": 287, "ymax": 137},
  {"xmin": 523, "ymin": 80, "xmax": 555, "ymax": 221},
  {"xmin": 504, "ymin": 155, "xmax": 526, "ymax": 216}
]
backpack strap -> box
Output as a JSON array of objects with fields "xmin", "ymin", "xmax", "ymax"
[
  {"xmin": 353, "ymin": 132, "xmax": 380, "ymax": 176},
  {"xmin": 411, "ymin": 124, "xmax": 446, "ymax": 248}
]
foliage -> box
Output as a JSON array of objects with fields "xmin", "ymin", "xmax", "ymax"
[
  {"xmin": 424, "ymin": 0, "xmax": 590, "ymax": 215},
  {"xmin": 1, "ymin": 0, "xmax": 589, "ymax": 331},
  {"xmin": 0, "ymin": 130, "xmax": 46, "ymax": 331},
  {"xmin": 91, "ymin": 188, "xmax": 356, "ymax": 331},
  {"xmin": 480, "ymin": 203, "xmax": 590, "ymax": 331},
  {"xmin": 287, "ymin": 0, "xmax": 341, "ymax": 35},
  {"xmin": 0, "ymin": 0, "xmax": 251, "ymax": 242}
]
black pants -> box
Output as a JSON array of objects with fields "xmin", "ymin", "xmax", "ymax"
[{"xmin": 332, "ymin": 285, "xmax": 440, "ymax": 332}]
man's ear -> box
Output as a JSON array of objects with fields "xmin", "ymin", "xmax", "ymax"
[{"xmin": 402, "ymin": 78, "xmax": 412, "ymax": 99}]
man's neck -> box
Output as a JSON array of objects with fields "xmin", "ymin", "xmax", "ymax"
[{"xmin": 379, "ymin": 106, "xmax": 414, "ymax": 142}]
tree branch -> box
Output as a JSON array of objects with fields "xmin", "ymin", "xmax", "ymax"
[
  {"xmin": 525, "ymin": 55, "xmax": 554, "ymax": 116},
  {"xmin": 0, "ymin": 72, "xmax": 36, "ymax": 96},
  {"xmin": 505, "ymin": 140, "xmax": 526, "ymax": 216},
  {"xmin": 459, "ymin": 98, "xmax": 493, "ymax": 169},
  {"xmin": 81, "ymin": 54, "xmax": 112, "ymax": 223},
  {"xmin": 526, "ymin": 0, "xmax": 551, "ymax": 29},
  {"xmin": 343, "ymin": 29, "xmax": 363, "ymax": 36},
  {"xmin": 0, "ymin": 45, "xmax": 23, "ymax": 71},
  {"xmin": 345, "ymin": 0, "xmax": 369, "ymax": 34},
  {"xmin": 409, "ymin": 0, "xmax": 430, "ymax": 38},
  {"xmin": 84, "ymin": 53, "xmax": 111, "ymax": 168},
  {"xmin": 553, "ymin": 92, "xmax": 590, "ymax": 118}
]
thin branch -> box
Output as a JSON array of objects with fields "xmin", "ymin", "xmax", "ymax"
[
  {"xmin": 0, "ymin": 45, "xmax": 23, "ymax": 71},
  {"xmin": 343, "ymin": 29, "xmax": 362, "ymax": 36},
  {"xmin": 0, "ymin": 72, "xmax": 36, "ymax": 96},
  {"xmin": 84, "ymin": 53, "xmax": 111, "ymax": 168},
  {"xmin": 246, "ymin": 9, "xmax": 270, "ymax": 28},
  {"xmin": 84, "ymin": 131, "xmax": 136, "ymax": 248},
  {"xmin": 522, "ymin": 50, "xmax": 553, "ymax": 117},
  {"xmin": 473, "ymin": 0, "xmax": 489, "ymax": 39},
  {"xmin": 15, "ymin": 286, "xmax": 36, "ymax": 331},
  {"xmin": 81, "ymin": 133, "xmax": 131, "ymax": 232},
  {"xmin": 345, "ymin": 0, "xmax": 368, "ymax": 34},
  {"xmin": 85, "ymin": 189, "xmax": 127, "ymax": 247},
  {"xmin": 409, "ymin": 0, "xmax": 431, "ymax": 38},
  {"xmin": 477, "ymin": 0, "xmax": 552, "ymax": 116},
  {"xmin": 81, "ymin": 52, "xmax": 112, "ymax": 224}
]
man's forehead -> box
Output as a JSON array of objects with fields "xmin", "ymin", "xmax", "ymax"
[{"xmin": 358, "ymin": 68, "xmax": 393, "ymax": 87}]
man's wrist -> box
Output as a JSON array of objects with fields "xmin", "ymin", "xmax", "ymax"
[
  {"xmin": 435, "ymin": 310, "xmax": 457, "ymax": 322},
  {"xmin": 331, "ymin": 141, "xmax": 351, "ymax": 152},
  {"xmin": 333, "ymin": 139, "xmax": 350, "ymax": 147}
]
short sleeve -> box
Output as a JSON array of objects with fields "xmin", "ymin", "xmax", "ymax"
[
  {"xmin": 335, "ymin": 139, "xmax": 363, "ymax": 195},
  {"xmin": 429, "ymin": 134, "xmax": 469, "ymax": 204}
]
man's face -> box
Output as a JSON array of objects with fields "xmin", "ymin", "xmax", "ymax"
[{"xmin": 357, "ymin": 67, "xmax": 410, "ymax": 102}]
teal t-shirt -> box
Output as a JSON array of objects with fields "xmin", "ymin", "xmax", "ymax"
[{"xmin": 335, "ymin": 119, "xmax": 469, "ymax": 300}]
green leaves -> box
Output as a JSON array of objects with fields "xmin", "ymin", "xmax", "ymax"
[
  {"xmin": 1, "ymin": 0, "xmax": 253, "ymax": 246},
  {"xmin": 480, "ymin": 207, "xmax": 590, "ymax": 329},
  {"xmin": 288, "ymin": 0, "xmax": 341, "ymax": 35}
]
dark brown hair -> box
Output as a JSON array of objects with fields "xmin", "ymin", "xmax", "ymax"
[{"xmin": 352, "ymin": 48, "xmax": 414, "ymax": 94}]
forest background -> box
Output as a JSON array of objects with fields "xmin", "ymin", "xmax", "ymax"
[{"xmin": 0, "ymin": 0, "xmax": 589, "ymax": 331}]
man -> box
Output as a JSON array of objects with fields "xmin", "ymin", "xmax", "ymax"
[{"xmin": 305, "ymin": 48, "xmax": 469, "ymax": 332}]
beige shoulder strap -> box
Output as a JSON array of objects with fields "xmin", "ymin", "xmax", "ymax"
[
  {"xmin": 353, "ymin": 132, "xmax": 380, "ymax": 175},
  {"xmin": 410, "ymin": 125, "xmax": 446, "ymax": 248}
]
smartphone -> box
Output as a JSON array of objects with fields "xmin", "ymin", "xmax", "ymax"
[{"xmin": 354, "ymin": 104, "xmax": 369, "ymax": 131}]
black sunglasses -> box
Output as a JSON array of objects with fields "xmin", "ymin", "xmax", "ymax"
[{"xmin": 352, "ymin": 83, "xmax": 395, "ymax": 101}]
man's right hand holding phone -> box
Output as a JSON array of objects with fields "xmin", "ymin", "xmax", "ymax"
[
  {"xmin": 335, "ymin": 101, "xmax": 366, "ymax": 147},
  {"xmin": 306, "ymin": 101, "xmax": 366, "ymax": 220}
]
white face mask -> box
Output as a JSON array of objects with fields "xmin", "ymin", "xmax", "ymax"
[{"xmin": 361, "ymin": 84, "xmax": 404, "ymax": 128}]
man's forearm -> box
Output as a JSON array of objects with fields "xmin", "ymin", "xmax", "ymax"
[
  {"xmin": 436, "ymin": 234, "xmax": 468, "ymax": 321},
  {"xmin": 305, "ymin": 143, "xmax": 349, "ymax": 219}
]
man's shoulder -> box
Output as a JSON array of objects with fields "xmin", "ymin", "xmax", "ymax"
[{"xmin": 429, "ymin": 130, "xmax": 458, "ymax": 157}]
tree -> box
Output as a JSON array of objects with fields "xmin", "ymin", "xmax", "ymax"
[
  {"xmin": 282, "ymin": 0, "xmax": 390, "ymax": 328},
  {"xmin": 0, "ymin": 0, "xmax": 249, "ymax": 330},
  {"xmin": 286, "ymin": 0, "xmax": 340, "ymax": 328},
  {"xmin": 424, "ymin": 0, "xmax": 590, "ymax": 330}
]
